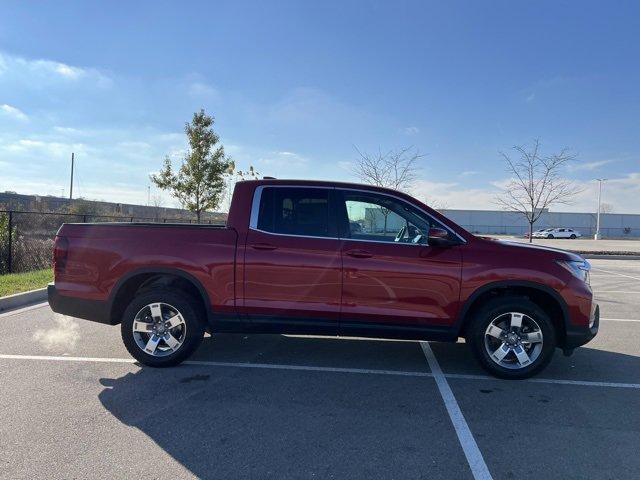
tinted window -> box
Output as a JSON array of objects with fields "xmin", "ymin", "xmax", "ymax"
[{"xmin": 257, "ymin": 187, "xmax": 331, "ymax": 237}]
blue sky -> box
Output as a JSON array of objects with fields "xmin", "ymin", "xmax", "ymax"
[{"xmin": 1, "ymin": 0, "xmax": 639, "ymax": 212}]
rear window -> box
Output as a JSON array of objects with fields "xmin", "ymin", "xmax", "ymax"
[{"xmin": 256, "ymin": 187, "xmax": 331, "ymax": 237}]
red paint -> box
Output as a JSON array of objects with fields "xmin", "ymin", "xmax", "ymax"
[
  {"xmin": 341, "ymin": 240, "xmax": 462, "ymax": 326},
  {"xmin": 53, "ymin": 179, "xmax": 595, "ymax": 340},
  {"xmin": 243, "ymin": 228, "xmax": 342, "ymax": 319}
]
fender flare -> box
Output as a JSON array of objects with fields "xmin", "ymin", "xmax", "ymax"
[
  {"xmin": 107, "ymin": 266, "xmax": 214, "ymax": 324},
  {"xmin": 453, "ymin": 280, "xmax": 570, "ymax": 336}
]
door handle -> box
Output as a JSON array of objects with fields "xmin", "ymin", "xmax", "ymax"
[
  {"xmin": 251, "ymin": 243, "xmax": 278, "ymax": 251},
  {"xmin": 345, "ymin": 249, "xmax": 373, "ymax": 259}
]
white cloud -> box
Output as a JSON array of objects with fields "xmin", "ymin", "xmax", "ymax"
[
  {"xmin": 0, "ymin": 138, "xmax": 86, "ymax": 159},
  {"xmin": 257, "ymin": 150, "xmax": 309, "ymax": 169},
  {"xmin": 338, "ymin": 160, "xmax": 353, "ymax": 172},
  {"xmin": 568, "ymin": 159, "xmax": 615, "ymax": 172},
  {"xmin": 402, "ymin": 126, "xmax": 419, "ymax": 135},
  {"xmin": 0, "ymin": 103, "xmax": 28, "ymax": 121},
  {"xmin": 117, "ymin": 141, "xmax": 152, "ymax": 150},
  {"xmin": 566, "ymin": 174, "xmax": 640, "ymax": 214},
  {"xmin": 267, "ymin": 87, "xmax": 369, "ymax": 130},
  {"xmin": 0, "ymin": 51, "xmax": 112, "ymax": 87},
  {"xmin": 460, "ymin": 170, "xmax": 479, "ymax": 176},
  {"xmin": 410, "ymin": 178, "xmax": 500, "ymax": 210},
  {"xmin": 188, "ymin": 81, "xmax": 219, "ymax": 98},
  {"xmin": 410, "ymin": 172, "xmax": 640, "ymax": 214},
  {"xmin": 53, "ymin": 63, "xmax": 83, "ymax": 79},
  {"xmin": 487, "ymin": 173, "xmax": 640, "ymax": 214},
  {"xmin": 53, "ymin": 126, "xmax": 88, "ymax": 136}
]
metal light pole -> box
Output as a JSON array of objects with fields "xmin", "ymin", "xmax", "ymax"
[
  {"xmin": 69, "ymin": 152, "xmax": 75, "ymax": 200},
  {"xmin": 594, "ymin": 178, "xmax": 606, "ymax": 240}
]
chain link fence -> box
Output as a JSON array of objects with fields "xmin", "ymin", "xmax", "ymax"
[{"xmin": 0, "ymin": 210, "xmax": 224, "ymax": 274}]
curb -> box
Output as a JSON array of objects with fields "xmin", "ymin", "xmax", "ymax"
[{"xmin": 0, "ymin": 288, "xmax": 47, "ymax": 313}]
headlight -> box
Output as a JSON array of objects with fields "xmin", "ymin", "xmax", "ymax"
[{"xmin": 557, "ymin": 259, "xmax": 591, "ymax": 284}]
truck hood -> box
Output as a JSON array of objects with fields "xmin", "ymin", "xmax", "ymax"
[{"xmin": 476, "ymin": 236, "xmax": 584, "ymax": 262}]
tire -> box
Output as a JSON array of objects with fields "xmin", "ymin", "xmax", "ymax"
[
  {"xmin": 547, "ymin": 234, "xmax": 554, "ymax": 239},
  {"xmin": 570, "ymin": 234, "xmax": 576, "ymax": 239},
  {"xmin": 121, "ymin": 288, "xmax": 205, "ymax": 367},
  {"xmin": 466, "ymin": 296, "xmax": 556, "ymax": 379}
]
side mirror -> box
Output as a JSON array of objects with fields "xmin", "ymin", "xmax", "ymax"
[{"xmin": 428, "ymin": 227, "xmax": 456, "ymax": 247}]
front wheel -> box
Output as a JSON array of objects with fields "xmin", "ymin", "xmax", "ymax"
[
  {"xmin": 547, "ymin": 234, "xmax": 554, "ymax": 239},
  {"xmin": 121, "ymin": 288, "xmax": 205, "ymax": 367},
  {"xmin": 570, "ymin": 234, "xmax": 577, "ymax": 239},
  {"xmin": 466, "ymin": 297, "xmax": 556, "ymax": 379}
]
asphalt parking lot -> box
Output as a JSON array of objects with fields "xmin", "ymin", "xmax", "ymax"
[{"xmin": 1, "ymin": 259, "xmax": 639, "ymax": 479}]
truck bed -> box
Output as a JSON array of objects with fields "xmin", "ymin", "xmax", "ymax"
[{"xmin": 54, "ymin": 222, "xmax": 238, "ymax": 314}]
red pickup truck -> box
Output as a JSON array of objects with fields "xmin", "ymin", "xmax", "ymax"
[{"xmin": 48, "ymin": 179, "xmax": 599, "ymax": 379}]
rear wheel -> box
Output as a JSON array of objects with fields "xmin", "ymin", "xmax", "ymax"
[
  {"xmin": 121, "ymin": 288, "xmax": 205, "ymax": 367},
  {"xmin": 466, "ymin": 296, "xmax": 556, "ymax": 379},
  {"xmin": 547, "ymin": 234, "xmax": 554, "ymax": 239}
]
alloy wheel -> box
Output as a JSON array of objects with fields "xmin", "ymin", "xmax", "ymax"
[
  {"xmin": 484, "ymin": 312, "xmax": 544, "ymax": 369},
  {"xmin": 132, "ymin": 302, "xmax": 187, "ymax": 357}
]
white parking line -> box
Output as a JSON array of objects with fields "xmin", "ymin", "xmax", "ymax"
[
  {"xmin": 594, "ymin": 291, "xmax": 640, "ymax": 294},
  {"xmin": 0, "ymin": 354, "xmax": 434, "ymax": 378},
  {"xmin": 420, "ymin": 342, "xmax": 493, "ymax": 480},
  {"xmin": 591, "ymin": 268, "xmax": 640, "ymax": 281},
  {"xmin": 1, "ymin": 353, "xmax": 639, "ymax": 389},
  {"xmin": 445, "ymin": 373, "xmax": 640, "ymax": 389},
  {"xmin": 601, "ymin": 317, "xmax": 640, "ymax": 323}
]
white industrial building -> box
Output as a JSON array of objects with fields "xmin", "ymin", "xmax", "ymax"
[
  {"xmin": 440, "ymin": 209, "xmax": 640, "ymax": 238},
  {"xmin": 362, "ymin": 206, "xmax": 640, "ymax": 238}
]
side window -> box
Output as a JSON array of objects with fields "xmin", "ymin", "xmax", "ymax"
[
  {"xmin": 341, "ymin": 191, "xmax": 434, "ymax": 244},
  {"xmin": 256, "ymin": 187, "xmax": 332, "ymax": 237}
]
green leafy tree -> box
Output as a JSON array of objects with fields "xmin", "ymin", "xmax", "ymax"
[{"xmin": 152, "ymin": 110, "xmax": 231, "ymax": 222}]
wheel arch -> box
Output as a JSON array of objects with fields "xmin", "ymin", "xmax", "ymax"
[
  {"xmin": 456, "ymin": 280, "xmax": 570, "ymax": 345},
  {"xmin": 108, "ymin": 267, "xmax": 213, "ymax": 326}
]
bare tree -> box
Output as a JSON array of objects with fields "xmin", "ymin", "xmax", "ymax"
[
  {"xmin": 495, "ymin": 139, "xmax": 582, "ymax": 242},
  {"xmin": 353, "ymin": 146, "xmax": 422, "ymax": 233},
  {"xmin": 600, "ymin": 202, "xmax": 614, "ymax": 214},
  {"xmin": 151, "ymin": 193, "xmax": 164, "ymax": 220},
  {"xmin": 353, "ymin": 146, "xmax": 421, "ymax": 192},
  {"xmin": 221, "ymin": 162, "xmax": 261, "ymax": 212},
  {"xmin": 424, "ymin": 196, "xmax": 449, "ymax": 212}
]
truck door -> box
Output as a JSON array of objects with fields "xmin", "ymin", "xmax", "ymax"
[
  {"xmin": 242, "ymin": 186, "xmax": 342, "ymax": 333},
  {"xmin": 337, "ymin": 189, "xmax": 462, "ymax": 330}
]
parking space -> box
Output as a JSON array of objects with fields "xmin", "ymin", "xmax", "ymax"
[{"xmin": 1, "ymin": 258, "xmax": 639, "ymax": 479}]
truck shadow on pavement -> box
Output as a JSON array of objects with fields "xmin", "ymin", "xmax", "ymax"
[{"xmin": 97, "ymin": 334, "xmax": 640, "ymax": 479}]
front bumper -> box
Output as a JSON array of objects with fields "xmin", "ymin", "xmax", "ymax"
[{"xmin": 564, "ymin": 302, "xmax": 599, "ymax": 350}]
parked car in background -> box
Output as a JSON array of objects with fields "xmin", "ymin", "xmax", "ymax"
[
  {"xmin": 533, "ymin": 228, "xmax": 581, "ymax": 239},
  {"xmin": 48, "ymin": 179, "xmax": 598, "ymax": 379},
  {"xmin": 526, "ymin": 228, "xmax": 552, "ymax": 238}
]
